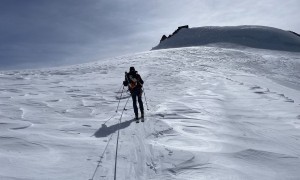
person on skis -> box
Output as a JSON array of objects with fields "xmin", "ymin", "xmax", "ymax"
[{"xmin": 123, "ymin": 67, "xmax": 144, "ymax": 120}]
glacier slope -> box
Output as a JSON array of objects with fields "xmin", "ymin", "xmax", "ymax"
[{"xmin": 0, "ymin": 46, "xmax": 300, "ymax": 180}]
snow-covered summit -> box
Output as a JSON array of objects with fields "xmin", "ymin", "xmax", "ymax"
[{"xmin": 152, "ymin": 25, "xmax": 300, "ymax": 52}]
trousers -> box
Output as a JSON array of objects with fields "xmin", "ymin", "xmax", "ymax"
[{"xmin": 131, "ymin": 88, "xmax": 144, "ymax": 116}]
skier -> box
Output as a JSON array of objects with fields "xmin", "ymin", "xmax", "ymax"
[{"xmin": 123, "ymin": 67, "xmax": 144, "ymax": 121}]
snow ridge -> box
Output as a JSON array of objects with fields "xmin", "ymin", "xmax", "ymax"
[{"xmin": 152, "ymin": 25, "xmax": 300, "ymax": 52}]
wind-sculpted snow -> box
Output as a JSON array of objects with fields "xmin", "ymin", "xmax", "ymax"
[
  {"xmin": 0, "ymin": 46, "xmax": 300, "ymax": 180},
  {"xmin": 153, "ymin": 26, "xmax": 300, "ymax": 52}
]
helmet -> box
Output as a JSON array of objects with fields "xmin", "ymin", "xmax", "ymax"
[{"xmin": 129, "ymin": 66, "xmax": 135, "ymax": 72}]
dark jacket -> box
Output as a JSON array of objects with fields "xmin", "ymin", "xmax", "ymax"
[{"xmin": 123, "ymin": 71, "xmax": 144, "ymax": 92}]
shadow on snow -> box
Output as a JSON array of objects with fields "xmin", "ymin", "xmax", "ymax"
[{"xmin": 93, "ymin": 119, "xmax": 135, "ymax": 138}]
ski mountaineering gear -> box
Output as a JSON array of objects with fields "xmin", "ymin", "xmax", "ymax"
[
  {"xmin": 123, "ymin": 67, "xmax": 144, "ymax": 122},
  {"xmin": 123, "ymin": 67, "xmax": 144, "ymax": 93}
]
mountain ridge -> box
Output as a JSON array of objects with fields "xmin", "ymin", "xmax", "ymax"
[{"xmin": 152, "ymin": 25, "xmax": 300, "ymax": 52}]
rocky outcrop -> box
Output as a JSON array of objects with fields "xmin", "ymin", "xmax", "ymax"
[
  {"xmin": 160, "ymin": 35, "xmax": 167, "ymax": 42},
  {"xmin": 160, "ymin": 25, "xmax": 189, "ymax": 42}
]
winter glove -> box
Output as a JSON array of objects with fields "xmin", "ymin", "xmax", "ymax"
[{"xmin": 123, "ymin": 80, "xmax": 128, "ymax": 86}]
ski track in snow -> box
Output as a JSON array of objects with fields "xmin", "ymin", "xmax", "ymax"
[{"xmin": 0, "ymin": 46, "xmax": 300, "ymax": 180}]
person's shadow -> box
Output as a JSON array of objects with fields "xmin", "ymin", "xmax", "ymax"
[{"xmin": 93, "ymin": 119, "xmax": 135, "ymax": 138}]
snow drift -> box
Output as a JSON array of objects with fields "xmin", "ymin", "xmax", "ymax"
[{"xmin": 152, "ymin": 25, "xmax": 300, "ymax": 52}]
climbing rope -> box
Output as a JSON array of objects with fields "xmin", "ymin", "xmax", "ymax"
[
  {"xmin": 114, "ymin": 95, "xmax": 131, "ymax": 180},
  {"xmin": 103, "ymin": 87, "xmax": 130, "ymax": 125},
  {"xmin": 90, "ymin": 94, "xmax": 131, "ymax": 180},
  {"xmin": 90, "ymin": 132, "xmax": 114, "ymax": 180}
]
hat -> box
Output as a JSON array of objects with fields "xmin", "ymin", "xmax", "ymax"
[{"xmin": 129, "ymin": 66, "xmax": 135, "ymax": 72}]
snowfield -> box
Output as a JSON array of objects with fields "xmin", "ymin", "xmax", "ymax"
[{"xmin": 1, "ymin": 45, "xmax": 300, "ymax": 180}]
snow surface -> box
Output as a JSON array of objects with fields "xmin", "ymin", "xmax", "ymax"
[
  {"xmin": 1, "ymin": 45, "xmax": 300, "ymax": 180},
  {"xmin": 152, "ymin": 26, "xmax": 300, "ymax": 52}
]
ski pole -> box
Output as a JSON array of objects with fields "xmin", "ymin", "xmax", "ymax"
[
  {"xmin": 143, "ymin": 88, "xmax": 149, "ymax": 110},
  {"xmin": 115, "ymin": 85, "xmax": 124, "ymax": 112},
  {"xmin": 116, "ymin": 83, "xmax": 123, "ymax": 94}
]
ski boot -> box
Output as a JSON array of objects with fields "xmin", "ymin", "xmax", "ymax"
[
  {"xmin": 135, "ymin": 114, "xmax": 139, "ymax": 123},
  {"xmin": 141, "ymin": 111, "xmax": 144, "ymax": 122}
]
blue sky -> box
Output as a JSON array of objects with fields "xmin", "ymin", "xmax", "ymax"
[{"xmin": 0, "ymin": 0, "xmax": 299, "ymax": 70}]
